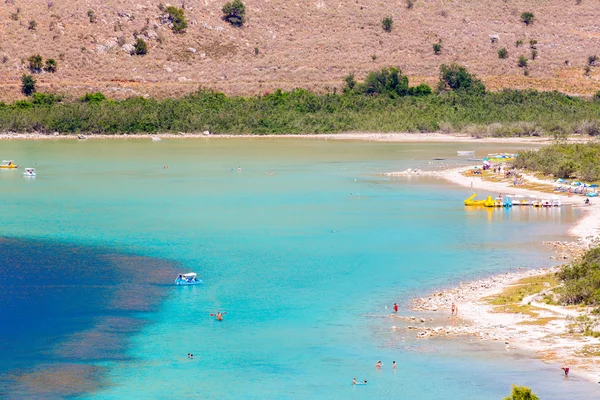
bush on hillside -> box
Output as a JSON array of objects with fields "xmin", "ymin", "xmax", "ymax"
[
  {"xmin": 28, "ymin": 20, "xmax": 37, "ymax": 30},
  {"xmin": 498, "ymin": 48, "xmax": 508, "ymax": 59},
  {"xmin": 518, "ymin": 55, "xmax": 528, "ymax": 68},
  {"xmin": 408, "ymin": 83, "xmax": 432, "ymax": 96},
  {"xmin": 134, "ymin": 38, "xmax": 148, "ymax": 56},
  {"xmin": 531, "ymin": 50, "xmax": 538, "ymax": 60},
  {"xmin": 81, "ymin": 92, "xmax": 106, "ymax": 103},
  {"xmin": 520, "ymin": 12, "xmax": 535, "ymax": 26},
  {"xmin": 222, "ymin": 0, "xmax": 246, "ymax": 27},
  {"xmin": 27, "ymin": 54, "xmax": 43, "ymax": 73},
  {"xmin": 44, "ymin": 58, "xmax": 57, "ymax": 73},
  {"xmin": 589, "ymin": 55, "xmax": 598, "ymax": 66},
  {"xmin": 406, "ymin": 0, "xmax": 414, "ymax": 9},
  {"xmin": 432, "ymin": 41, "xmax": 442, "ymax": 55},
  {"xmin": 166, "ymin": 6, "xmax": 187, "ymax": 33},
  {"xmin": 21, "ymin": 74, "xmax": 36, "ymax": 96},
  {"xmin": 529, "ymin": 39, "xmax": 538, "ymax": 49},
  {"xmin": 382, "ymin": 16, "xmax": 393, "ymax": 32},
  {"xmin": 513, "ymin": 143, "xmax": 600, "ymax": 181},
  {"xmin": 32, "ymin": 92, "xmax": 60, "ymax": 106},
  {"xmin": 360, "ymin": 67, "xmax": 409, "ymax": 97},
  {"xmin": 593, "ymin": 91, "xmax": 600, "ymax": 102},
  {"xmin": 438, "ymin": 64, "xmax": 485, "ymax": 95},
  {"xmin": 559, "ymin": 246, "xmax": 600, "ymax": 306},
  {"xmin": 504, "ymin": 385, "xmax": 539, "ymax": 400},
  {"xmin": 87, "ymin": 10, "xmax": 97, "ymax": 23},
  {"xmin": 515, "ymin": 40, "xmax": 523, "ymax": 48}
]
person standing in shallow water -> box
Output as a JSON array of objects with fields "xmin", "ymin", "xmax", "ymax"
[
  {"xmin": 393, "ymin": 303, "xmax": 399, "ymax": 312},
  {"xmin": 451, "ymin": 302, "xmax": 458, "ymax": 316}
]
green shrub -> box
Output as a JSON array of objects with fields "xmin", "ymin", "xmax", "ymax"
[
  {"xmin": 559, "ymin": 246, "xmax": 600, "ymax": 305},
  {"xmin": 21, "ymin": 74, "xmax": 36, "ymax": 96},
  {"xmin": 355, "ymin": 67, "xmax": 409, "ymax": 97},
  {"xmin": 166, "ymin": 6, "xmax": 187, "ymax": 33},
  {"xmin": 531, "ymin": 50, "xmax": 538, "ymax": 60},
  {"xmin": 515, "ymin": 40, "xmax": 523, "ymax": 48},
  {"xmin": 432, "ymin": 41, "xmax": 442, "ymax": 55},
  {"xmin": 518, "ymin": 55, "xmax": 528, "ymax": 68},
  {"xmin": 498, "ymin": 48, "xmax": 508, "ymax": 59},
  {"xmin": 438, "ymin": 64, "xmax": 485, "ymax": 95},
  {"xmin": 27, "ymin": 54, "xmax": 43, "ymax": 73},
  {"xmin": 44, "ymin": 58, "xmax": 57, "ymax": 73},
  {"xmin": 32, "ymin": 92, "xmax": 60, "ymax": 106},
  {"xmin": 343, "ymin": 74, "xmax": 357, "ymax": 92},
  {"xmin": 520, "ymin": 12, "xmax": 535, "ymax": 26},
  {"xmin": 408, "ymin": 83, "xmax": 432, "ymax": 96},
  {"xmin": 222, "ymin": 0, "xmax": 246, "ymax": 27},
  {"xmin": 87, "ymin": 10, "xmax": 96, "ymax": 23},
  {"xmin": 28, "ymin": 20, "xmax": 37, "ymax": 30},
  {"xmin": 13, "ymin": 100, "xmax": 33, "ymax": 109},
  {"xmin": 134, "ymin": 38, "xmax": 148, "ymax": 56},
  {"xmin": 504, "ymin": 385, "xmax": 539, "ymax": 400},
  {"xmin": 589, "ymin": 55, "xmax": 598, "ymax": 66},
  {"xmin": 81, "ymin": 92, "xmax": 106, "ymax": 103},
  {"xmin": 382, "ymin": 16, "xmax": 393, "ymax": 32},
  {"xmin": 529, "ymin": 39, "xmax": 537, "ymax": 49}
]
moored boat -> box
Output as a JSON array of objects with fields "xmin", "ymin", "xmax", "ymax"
[
  {"xmin": 1, "ymin": 160, "xmax": 18, "ymax": 169},
  {"xmin": 23, "ymin": 168, "xmax": 36, "ymax": 177},
  {"xmin": 175, "ymin": 272, "xmax": 203, "ymax": 285}
]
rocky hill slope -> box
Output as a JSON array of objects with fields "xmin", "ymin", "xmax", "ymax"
[{"xmin": 0, "ymin": 0, "xmax": 599, "ymax": 101}]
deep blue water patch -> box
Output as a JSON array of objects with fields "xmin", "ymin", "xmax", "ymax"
[{"xmin": 0, "ymin": 237, "xmax": 179, "ymax": 398}]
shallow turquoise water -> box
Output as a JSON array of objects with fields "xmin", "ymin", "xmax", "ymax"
[{"xmin": 1, "ymin": 139, "xmax": 597, "ymax": 399}]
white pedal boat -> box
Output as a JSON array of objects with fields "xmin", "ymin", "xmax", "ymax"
[{"xmin": 175, "ymin": 272, "xmax": 203, "ymax": 285}]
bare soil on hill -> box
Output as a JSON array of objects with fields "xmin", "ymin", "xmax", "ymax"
[{"xmin": 0, "ymin": 0, "xmax": 599, "ymax": 101}]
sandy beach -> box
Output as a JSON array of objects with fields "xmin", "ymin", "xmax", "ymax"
[
  {"xmin": 389, "ymin": 164, "xmax": 600, "ymax": 383},
  {"xmin": 0, "ymin": 131, "xmax": 585, "ymax": 144}
]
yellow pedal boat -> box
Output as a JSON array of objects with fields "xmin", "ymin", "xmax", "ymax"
[
  {"xmin": 0, "ymin": 160, "xmax": 18, "ymax": 169},
  {"xmin": 464, "ymin": 193, "xmax": 489, "ymax": 206}
]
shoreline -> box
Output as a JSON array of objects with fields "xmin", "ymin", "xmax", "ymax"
[
  {"xmin": 392, "ymin": 165, "xmax": 600, "ymax": 384},
  {"xmin": 0, "ymin": 131, "xmax": 585, "ymax": 144}
]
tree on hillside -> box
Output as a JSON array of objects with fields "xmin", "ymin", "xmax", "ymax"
[
  {"xmin": 21, "ymin": 74, "xmax": 36, "ymax": 96},
  {"xmin": 27, "ymin": 54, "xmax": 43, "ymax": 73},
  {"xmin": 222, "ymin": 0, "xmax": 246, "ymax": 27},
  {"xmin": 521, "ymin": 12, "xmax": 535, "ymax": 26},
  {"xmin": 504, "ymin": 385, "xmax": 539, "ymax": 400},
  {"xmin": 382, "ymin": 16, "xmax": 393, "ymax": 32},
  {"xmin": 44, "ymin": 58, "xmax": 57, "ymax": 73},
  {"xmin": 362, "ymin": 67, "xmax": 409, "ymax": 97},
  {"xmin": 166, "ymin": 6, "xmax": 187, "ymax": 33},
  {"xmin": 134, "ymin": 38, "xmax": 148, "ymax": 56},
  {"xmin": 438, "ymin": 64, "xmax": 485, "ymax": 95}
]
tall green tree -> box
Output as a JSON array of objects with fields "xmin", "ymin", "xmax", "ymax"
[
  {"xmin": 222, "ymin": 0, "xmax": 246, "ymax": 27},
  {"xmin": 21, "ymin": 74, "xmax": 36, "ymax": 96}
]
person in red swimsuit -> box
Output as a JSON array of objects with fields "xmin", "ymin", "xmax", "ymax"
[{"xmin": 393, "ymin": 303, "xmax": 399, "ymax": 312}]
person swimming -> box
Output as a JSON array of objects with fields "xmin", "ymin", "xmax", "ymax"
[
  {"xmin": 376, "ymin": 361, "xmax": 382, "ymax": 368},
  {"xmin": 216, "ymin": 312, "xmax": 223, "ymax": 321}
]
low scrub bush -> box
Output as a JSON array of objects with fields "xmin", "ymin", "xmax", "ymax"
[
  {"xmin": 504, "ymin": 385, "xmax": 539, "ymax": 400},
  {"xmin": 134, "ymin": 38, "xmax": 148, "ymax": 56},
  {"xmin": 222, "ymin": 0, "xmax": 246, "ymax": 27},
  {"xmin": 432, "ymin": 41, "xmax": 442, "ymax": 55},
  {"xmin": 28, "ymin": 20, "xmax": 37, "ymax": 30},
  {"xmin": 521, "ymin": 12, "xmax": 535, "ymax": 26},
  {"xmin": 498, "ymin": 48, "xmax": 508, "ymax": 59},
  {"xmin": 87, "ymin": 10, "xmax": 96, "ymax": 23},
  {"xmin": 166, "ymin": 6, "xmax": 187, "ymax": 33},
  {"xmin": 44, "ymin": 58, "xmax": 57, "ymax": 73},
  {"xmin": 27, "ymin": 54, "xmax": 43, "ymax": 73},
  {"xmin": 518, "ymin": 55, "xmax": 528, "ymax": 68},
  {"xmin": 81, "ymin": 92, "xmax": 107, "ymax": 103},
  {"xmin": 382, "ymin": 16, "xmax": 393, "ymax": 32}
]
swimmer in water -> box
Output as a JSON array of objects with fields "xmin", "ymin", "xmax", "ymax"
[
  {"xmin": 216, "ymin": 312, "xmax": 223, "ymax": 321},
  {"xmin": 393, "ymin": 361, "xmax": 397, "ymax": 369},
  {"xmin": 352, "ymin": 378, "xmax": 357, "ymax": 385},
  {"xmin": 376, "ymin": 361, "xmax": 382, "ymax": 368}
]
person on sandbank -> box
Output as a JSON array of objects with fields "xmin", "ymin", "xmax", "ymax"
[{"xmin": 451, "ymin": 302, "xmax": 458, "ymax": 316}]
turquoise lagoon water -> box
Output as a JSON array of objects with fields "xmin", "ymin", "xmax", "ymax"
[{"xmin": 0, "ymin": 139, "xmax": 598, "ymax": 399}]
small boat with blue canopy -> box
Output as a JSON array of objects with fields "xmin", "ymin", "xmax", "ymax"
[{"xmin": 175, "ymin": 272, "xmax": 203, "ymax": 285}]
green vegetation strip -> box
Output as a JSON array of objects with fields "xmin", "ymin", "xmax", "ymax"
[{"xmin": 2, "ymin": 65, "xmax": 600, "ymax": 135}]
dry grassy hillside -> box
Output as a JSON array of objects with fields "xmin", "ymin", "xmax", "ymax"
[{"xmin": 0, "ymin": 0, "xmax": 599, "ymax": 101}]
